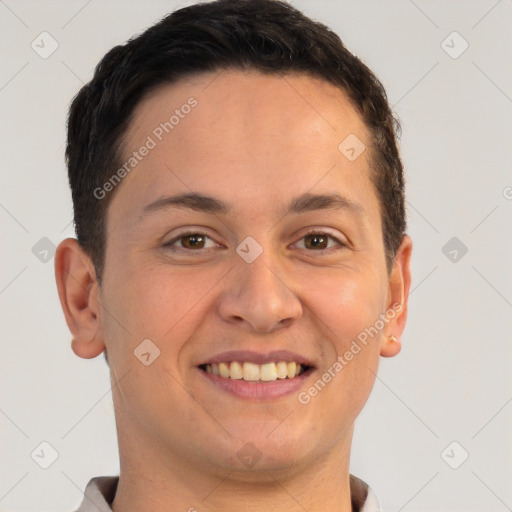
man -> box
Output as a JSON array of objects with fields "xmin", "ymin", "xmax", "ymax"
[{"xmin": 55, "ymin": 1, "xmax": 412, "ymax": 510}]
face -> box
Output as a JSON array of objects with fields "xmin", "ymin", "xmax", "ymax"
[{"xmin": 58, "ymin": 69, "xmax": 411, "ymax": 480}]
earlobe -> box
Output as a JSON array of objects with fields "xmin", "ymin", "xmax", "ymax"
[
  {"xmin": 380, "ymin": 334, "xmax": 402, "ymax": 358},
  {"xmin": 54, "ymin": 238, "xmax": 106, "ymax": 359},
  {"xmin": 381, "ymin": 235, "xmax": 413, "ymax": 358}
]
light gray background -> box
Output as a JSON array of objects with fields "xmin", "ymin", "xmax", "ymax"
[{"xmin": 1, "ymin": 1, "xmax": 511, "ymax": 511}]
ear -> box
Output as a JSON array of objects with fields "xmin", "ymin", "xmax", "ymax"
[
  {"xmin": 54, "ymin": 238, "xmax": 106, "ymax": 359},
  {"xmin": 380, "ymin": 234, "xmax": 413, "ymax": 358}
]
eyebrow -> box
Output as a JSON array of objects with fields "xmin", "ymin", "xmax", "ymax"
[{"xmin": 138, "ymin": 191, "xmax": 365, "ymax": 223}]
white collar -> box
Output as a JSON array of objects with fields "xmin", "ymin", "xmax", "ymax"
[{"xmin": 75, "ymin": 474, "xmax": 381, "ymax": 511}]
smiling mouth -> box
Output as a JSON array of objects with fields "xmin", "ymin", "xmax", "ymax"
[{"xmin": 198, "ymin": 361, "xmax": 311, "ymax": 382}]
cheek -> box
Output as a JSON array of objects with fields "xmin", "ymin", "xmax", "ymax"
[
  {"xmin": 103, "ymin": 261, "xmax": 226, "ymax": 354},
  {"xmin": 304, "ymin": 265, "xmax": 386, "ymax": 347},
  {"xmin": 298, "ymin": 268, "xmax": 385, "ymax": 424},
  {"xmin": 102, "ymin": 264, "xmax": 209, "ymax": 434}
]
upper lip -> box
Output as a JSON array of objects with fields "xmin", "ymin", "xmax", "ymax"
[{"xmin": 199, "ymin": 350, "xmax": 315, "ymax": 367}]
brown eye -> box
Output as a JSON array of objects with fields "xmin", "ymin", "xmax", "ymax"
[
  {"xmin": 164, "ymin": 232, "xmax": 219, "ymax": 252},
  {"xmin": 304, "ymin": 233, "xmax": 329, "ymax": 249},
  {"xmin": 180, "ymin": 234, "xmax": 206, "ymax": 249},
  {"xmin": 294, "ymin": 230, "xmax": 346, "ymax": 252}
]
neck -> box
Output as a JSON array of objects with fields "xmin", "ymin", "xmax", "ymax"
[{"xmin": 111, "ymin": 426, "xmax": 355, "ymax": 512}]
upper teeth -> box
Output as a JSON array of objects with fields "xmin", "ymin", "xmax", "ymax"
[{"xmin": 204, "ymin": 361, "xmax": 303, "ymax": 381}]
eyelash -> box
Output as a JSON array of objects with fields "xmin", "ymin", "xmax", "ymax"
[{"xmin": 163, "ymin": 229, "xmax": 347, "ymax": 254}]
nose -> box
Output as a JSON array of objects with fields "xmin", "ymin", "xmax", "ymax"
[{"xmin": 217, "ymin": 251, "xmax": 302, "ymax": 333}]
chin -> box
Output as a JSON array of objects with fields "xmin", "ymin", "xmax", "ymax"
[{"xmin": 212, "ymin": 429, "xmax": 317, "ymax": 477}]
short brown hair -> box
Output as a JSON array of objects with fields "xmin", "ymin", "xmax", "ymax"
[{"xmin": 66, "ymin": 0, "xmax": 406, "ymax": 282}]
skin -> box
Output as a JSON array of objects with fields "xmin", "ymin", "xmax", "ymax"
[{"xmin": 55, "ymin": 69, "xmax": 412, "ymax": 512}]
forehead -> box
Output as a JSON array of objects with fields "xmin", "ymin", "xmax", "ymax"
[
  {"xmin": 110, "ymin": 69, "xmax": 376, "ymax": 225},
  {"xmin": 125, "ymin": 68, "xmax": 368, "ymax": 155}
]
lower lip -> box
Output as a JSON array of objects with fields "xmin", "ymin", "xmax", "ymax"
[{"xmin": 198, "ymin": 368, "xmax": 314, "ymax": 401}]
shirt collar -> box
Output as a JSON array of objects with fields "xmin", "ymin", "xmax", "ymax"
[{"xmin": 75, "ymin": 474, "xmax": 381, "ymax": 512}]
